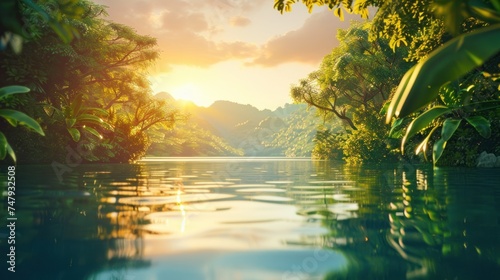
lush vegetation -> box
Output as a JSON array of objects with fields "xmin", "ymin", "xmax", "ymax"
[
  {"xmin": 1, "ymin": 0, "xmax": 178, "ymax": 163},
  {"xmin": 290, "ymin": 21, "xmax": 410, "ymax": 164},
  {"xmin": 275, "ymin": 0, "xmax": 500, "ymax": 166}
]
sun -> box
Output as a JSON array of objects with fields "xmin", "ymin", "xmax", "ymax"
[{"xmin": 172, "ymin": 83, "xmax": 203, "ymax": 104}]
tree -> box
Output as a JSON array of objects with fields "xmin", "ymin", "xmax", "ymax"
[
  {"xmin": 1, "ymin": 0, "xmax": 85, "ymax": 162},
  {"xmin": 291, "ymin": 21, "xmax": 410, "ymax": 131},
  {"xmin": 274, "ymin": 0, "xmax": 443, "ymax": 61},
  {"xmin": 275, "ymin": 0, "xmax": 500, "ymax": 165},
  {"xmin": 0, "ymin": 86, "xmax": 44, "ymax": 161},
  {"xmin": 384, "ymin": 1, "xmax": 500, "ymax": 165},
  {"xmin": 1, "ymin": 0, "xmax": 178, "ymax": 163}
]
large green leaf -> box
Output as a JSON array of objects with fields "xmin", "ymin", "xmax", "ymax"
[
  {"xmin": 385, "ymin": 65, "xmax": 416, "ymax": 123},
  {"xmin": 441, "ymin": 119, "xmax": 462, "ymax": 142},
  {"xmin": 66, "ymin": 118, "xmax": 77, "ymax": 128},
  {"xmin": 0, "ymin": 132, "xmax": 7, "ymax": 160},
  {"xmin": 387, "ymin": 24, "xmax": 500, "ymax": 120},
  {"xmin": 0, "ymin": 85, "xmax": 30, "ymax": 99},
  {"xmin": 492, "ymin": 0, "xmax": 500, "ymax": 11},
  {"xmin": 83, "ymin": 126, "xmax": 102, "ymax": 139},
  {"xmin": 6, "ymin": 141, "xmax": 16, "ymax": 162},
  {"xmin": 0, "ymin": 132, "xmax": 15, "ymax": 162},
  {"xmin": 433, "ymin": 0, "xmax": 470, "ymax": 35},
  {"xmin": 433, "ymin": 119, "xmax": 462, "ymax": 164},
  {"xmin": 0, "ymin": 109, "xmax": 45, "ymax": 136},
  {"xmin": 67, "ymin": 127, "xmax": 81, "ymax": 142},
  {"xmin": 415, "ymin": 124, "xmax": 440, "ymax": 161},
  {"xmin": 388, "ymin": 118, "xmax": 404, "ymax": 138},
  {"xmin": 401, "ymin": 106, "xmax": 451, "ymax": 153},
  {"xmin": 465, "ymin": 115, "xmax": 491, "ymax": 138},
  {"xmin": 468, "ymin": 0, "xmax": 500, "ymax": 23},
  {"xmin": 77, "ymin": 114, "xmax": 113, "ymax": 130}
]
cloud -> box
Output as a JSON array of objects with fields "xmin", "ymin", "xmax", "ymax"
[
  {"xmin": 249, "ymin": 10, "xmax": 364, "ymax": 66},
  {"xmin": 160, "ymin": 11, "xmax": 209, "ymax": 31},
  {"xmin": 94, "ymin": 0, "xmax": 264, "ymax": 70},
  {"xmin": 229, "ymin": 16, "xmax": 252, "ymax": 27},
  {"xmin": 155, "ymin": 32, "xmax": 257, "ymax": 68},
  {"xmin": 93, "ymin": 0, "xmax": 364, "ymax": 70}
]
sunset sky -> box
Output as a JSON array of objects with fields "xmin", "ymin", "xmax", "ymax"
[{"xmin": 93, "ymin": 0, "xmax": 368, "ymax": 110}]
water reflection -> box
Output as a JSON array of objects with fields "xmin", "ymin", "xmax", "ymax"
[{"xmin": 1, "ymin": 159, "xmax": 499, "ymax": 279}]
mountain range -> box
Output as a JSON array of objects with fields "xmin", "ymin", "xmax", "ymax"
[{"xmin": 147, "ymin": 92, "xmax": 338, "ymax": 157}]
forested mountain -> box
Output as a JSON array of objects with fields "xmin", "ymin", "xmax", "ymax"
[{"xmin": 146, "ymin": 93, "xmax": 339, "ymax": 157}]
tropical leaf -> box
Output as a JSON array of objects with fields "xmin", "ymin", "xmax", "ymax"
[
  {"xmin": 0, "ymin": 131, "xmax": 16, "ymax": 161},
  {"xmin": 77, "ymin": 114, "xmax": 113, "ymax": 130},
  {"xmin": 433, "ymin": 0, "xmax": 470, "ymax": 35},
  {"xmin": 441, "ymin": 119, "xmax": 462, "ymax": 142},
  {"xmin": 433, "ymin": 119, "xmax": 462, "ymax": 164},
  {"xmin": 465, "ymin": 116, "xmax": 491, "ymax": 138},
  {"xmin": 83, "ymin": 126, "xmax": 102, "ymax": 139},
  {"xmin": 0, "ymin": 85, "xmax": 30, "ymax": 99},
  {"xmin": 66, "ymin": 118, "xmax": 77, "ymax": 128},
  {"xmin": 67, "ymin": 127, "xmax": 81, "ymax": 142},
  {"xmin": 401, "ymin": 106, "xmax": 451, "ymax": 153},
  {"xmin": 0, "ymin": 109, "xmax": 45, "ymax": 136},
  {"xmin": 386, "ymin": 24, "xmax": 500, "ymax": 121},
  {"xmin": 388, "ymin": 118, "xmax": 404, "ymax": 138},
  {"xmin": 0, "ymin": 132, "xmax": 7, "ymax": 160},
  {"xmin": 334, "ymin": 7, "xmax": 344, "ymax": 21},
  {"xmin": 385, "ymin": 65, "xmax": 416, "ymax": 123},
  {"xmin": 415, "ymin": 124, "xmax": 440, "ymax": 161},
  {"xmin": 468, "ymin": 0, "xmax": 500, "ymax": 23},
  {"xmin": 6, "ymin": 141, "xmax": 16, "ymax": 162}
]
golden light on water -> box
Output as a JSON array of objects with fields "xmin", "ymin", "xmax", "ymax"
[{"xmin": 177, "ymin": 188, "xmax": 187, "ymax": 233}]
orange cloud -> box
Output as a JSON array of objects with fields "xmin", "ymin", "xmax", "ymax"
[
  {"xmin": 229, "ymin": 16, "xmax": 252, "ymax": 27},
  {"xmin": 94, "ymin": 0, "xmax": 364, "ymax": 70},
  {"xmin": 155, "ymin": 32, "xmax": 257, "ymax": 68},
  {"xmin": 249, "ymin": 10, "xmax": 356, "ymax": 66}
]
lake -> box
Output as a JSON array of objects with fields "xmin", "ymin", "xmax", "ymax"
[{"xmin": 1, "ymin": 157, "xmax": 500, "ymax": 279}]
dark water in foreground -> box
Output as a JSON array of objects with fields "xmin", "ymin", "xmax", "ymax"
[{"xmin": 1, "ymin": 157, "xmax": 500, "ymax": 279}]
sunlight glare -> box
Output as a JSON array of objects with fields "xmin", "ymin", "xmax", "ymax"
[{"xmin": 173, "ymin": 83, "xmax": 203, "ymax": 104}]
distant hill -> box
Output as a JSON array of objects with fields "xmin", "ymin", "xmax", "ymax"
[{"xmin": 147, "ymin": 92, "xmax": 341, "ymax": 157}]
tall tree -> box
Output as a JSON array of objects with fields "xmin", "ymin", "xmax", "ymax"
[
  {"xmin": 291, "ymin": 21, "xmax": 410, "ymax": 131},
  {"xmin": 0, "ymin": 0, "xmax": 177, "ymax": 163}
]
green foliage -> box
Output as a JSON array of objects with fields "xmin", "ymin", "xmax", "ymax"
[
  {"xmin": 385, "ymin": 24, "xmax": 500, "ymax": 121},
  {"xmin": 437, "ymin": 111, "xmax": 500, "ymax": 166},
  {"xmin": 148, "ymin": 121, "xmax": 244, "ymax": 157},
  {"xmin": 393, "ymin": 77, "xmax": 500, "ymax": 165},
  {"xmin": 278, "ymin": 1, "xmax": 500, "ymax": 166},
  {"xmin": 290, "ymin": 21, "xmax": 408, "ymax": 164},
  {"xmin": 312, "ymin": 129, "xmax": 344, "ymax": 160},
  {"xmin": 0, "ymin": 85, "xmax": 44, "ymax": 162},
  {"xmin": 264, "ymin": 106, "xmax": 329, "ymax": 157},
  {"xmin": 385, "ymin": 1, "xmax": 500, "ymax": 165},
  {"xmin": 274, "ymin": 0, "xmax": 444, "ymax": 62},
  {"xmin": 291, "ymin": 21, "xmax": 410, "ymax": 132},
  {"xmin": 105, "ymin": 119, "xmax": 150, "ymax": 163},
  {"xmin": 1, "ymin": 0, "xmax": 175, "ymax": 163},
  {"xmin": 58, "ymin": 94, "xmax": 112, "ymax": 142},
  {"xmin": 1, "ymin": 0, "xmax": 84, "ymax": 53},
  {"xmin": 341, "ymin": 112, "xmax": 398, "ymax": 165}
]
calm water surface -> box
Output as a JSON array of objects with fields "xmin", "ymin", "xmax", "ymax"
[{"xmin": 1, "ymin": 157, "xmax": 500, "ymax": 279}]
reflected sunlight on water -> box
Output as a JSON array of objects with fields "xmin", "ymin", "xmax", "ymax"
[{"xmin": 1, "ymin": 158, "xmax": 500, "ymax": 279}]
